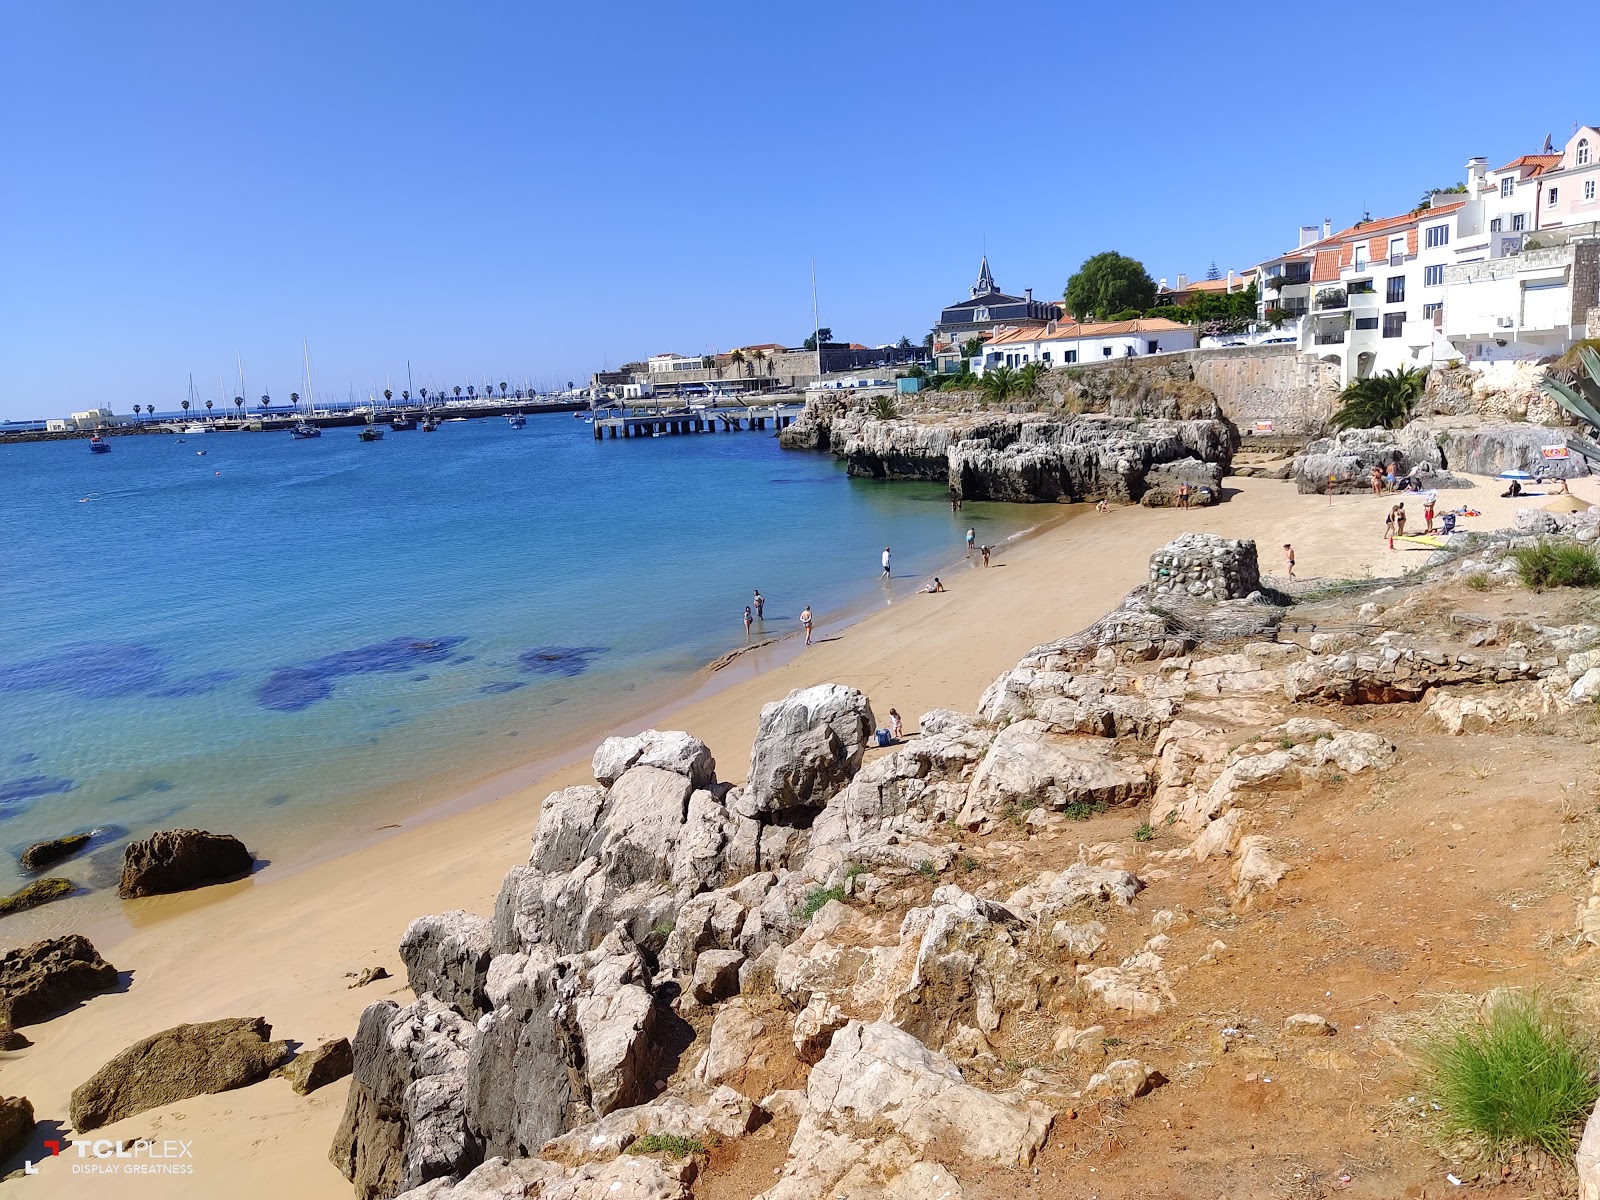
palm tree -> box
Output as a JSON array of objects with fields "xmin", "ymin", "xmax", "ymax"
[
  {"xmin": 234, "ymin": 396, "xmax": 244, "ymax": 419},
  {"xmin": 1016, "ymin": 361, "xmax": 1051, "ymax": 398},
  {"xmin": 205, "ymin": 399, "xmax": 214, "ymax": 421},
  {"xmin": 980, "ymin": 366, "xmax": 1018, "ymax": 404},
  {"xmin": 499, "ymin": 382, "xmax": 508, "ymax": 397},
  {"xmin": 1330, "ymin": 367, "xmax": 1428, "ymax": 431},
  {"xmin": 419, "ymin": 388, "xmax": 428, "ymax": 402},
  {"xmin": 467, "ymin": 385, "xmax": 476, "ymax": 400},
  {"xmin": 730, "ymin": 348, "xmax": 747, "ymax": 375},
  {"xmin": 383, "ymin": 389, "xmax": 393, "ymax": 406},
  {"xmin": 453, "ymin": 386, "xmax": 462, "ymax": 399},
  {"xmin": 402, "ymin": 390, "xmax": 410, "ymax": 403},
  {"xmin": 181, "ymin": 399, "xmax": 191, "ymax": 419},
  {"xmin": 260, "ymin": 393, "xmax": 271, "ymax": 413},
  {"xmin": 289, "ymin": 392, "xmax": 300, "ymax": 410}
]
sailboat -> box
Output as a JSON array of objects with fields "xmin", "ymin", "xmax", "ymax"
[{"xmin": 292, "ymin": 341, "xmax": 323, "ymax": 439}]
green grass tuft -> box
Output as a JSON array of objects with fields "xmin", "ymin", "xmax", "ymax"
[
  {"xmin": 1422, "ymin": 992, "xmax": 1599, "ymax": 1158},
  {"xmin": 1133, "ymin": 822, "xmax": 1154, "ymax": 843},
  {"xmin": 914, "ymin": 860, "xmax": 939, "ymax": 879},
  {"xmin": 1464, "ymin": 572, "xmax": 1491, "ymax": 592},
  {"xmin": 1509, "ymin": 540, "xmax": 1600, "ymax": 592},
  {"xmin": 1062, "ymin": 799, "xmax": 1108, "ymax": 821},
  {"xmin": 627, "ymin": 1133, "xmax": 705, "ymax": 1158},
  {"xmin": 798, "ymin": 885, "xmax": 845, "ymax": 921}
]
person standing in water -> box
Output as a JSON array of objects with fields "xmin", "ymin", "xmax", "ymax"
[
  {"xmin": 752, "ymin": 589, "xmax": 764, "ymax": 620},
  {"xmin": 800, "ymin": 605, "xmax": 814, "ymax": 645},
  {"xmin": 743, "ymin": 606, "xmax": 753, "ymax": 640},
  {"xmin": 965, "ymin": 527, "xmax": 975, "ymax": 554},
  {"xmin": 881, "ymin": 546, "xmax": 891, "ymax": 578}
]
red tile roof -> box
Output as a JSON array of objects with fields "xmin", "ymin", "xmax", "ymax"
[
  {"xmin": 1493, "ymin": 153, "xmax": 1562, "ymax": 176},
  {"xmin": 985, "ymin": 318, "xmax": 1191, "ymax": 346}
]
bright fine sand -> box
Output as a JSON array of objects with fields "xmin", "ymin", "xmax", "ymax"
[{"xmin": 6, "ymin": 471, "xmax": 1596, "ymax": 1197}]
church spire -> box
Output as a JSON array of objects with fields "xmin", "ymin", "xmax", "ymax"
[{"xmin": 971, "ymin": 255, "xmax": 996, "ymax": 299}]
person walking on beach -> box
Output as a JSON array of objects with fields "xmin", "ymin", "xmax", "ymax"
[
  {"xmin": 800, "ymin": 605, "xmax": 813, "ymax": 645},
  {"xmin": 743, "ymin": 606, "xmax": 753, "ymax": 640},
  {"xmin": 1370, "ymin": 465, "xmax": 1384, "ymax": 496},
  {"xmin": 1384, "ymin": 506, "xmax": 1396, "ymax": 540},
  {"xmin": 1393, "ymin": 502, "xmax": 1407, "ymax": 537},
  {"xmin": 1283, "ymin": 543, "xmax": 1296, "ymax": 580},
  {"xmin": 889, "ymin": 709, "xmax": 904, "ymax": 740},
  {"xmin": 1386, "ymin": 461, "xmax": 1398, "ymax": 492},
  {"xmin": 881, "ymin": 546, "xmax": 891, "ymax": 578},
  {"xmin": 752, "ymin": 589, "xmax": 764, "ymax": 621},
  {"xmin": 1176, "ymin": 480, "xmax": 1190, "ymax": 509},
  {"xmin": 965, "ymin": 527, "xmax": 975, "ymax": 554},
  {"xmin": 1422, "ymin": 491, "xmax": 1436, "ymax": 533},
  {"xmin": 980, "ymin": 544, "xmax": 991, "ymax": 568}
]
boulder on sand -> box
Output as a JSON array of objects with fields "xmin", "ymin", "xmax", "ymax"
[
  {"xmin": 278, "ymin": 1037, "xmax": 354, "ymax": 1096},
  {"xmin": 0, "ymin": 1095, "xmax": 34, "ymax": 1163},
  {"xmin": 118, "ymin": 828, "xmax": 253, "ymax": 898},
  {"xmin": 0, "ymin": 934, "xmax": 120, "ymax": 1028},
  {"xmin": 70, "ymin": 1016, "xmax": 290, "ymax": 1132},
  {"xmin": 736, "ymin": 685, "xmax": 875, "ymax": 820}
]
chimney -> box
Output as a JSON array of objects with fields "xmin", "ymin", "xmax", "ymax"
[
  {"xmin": 1298, "ymin": 225, "xmax": 1319, "ymax": 248},
  {"xmin": 1323, "ymin": 217, "xmax": 1332, "ymax": 239},
  {"xmin": 1025, "ymin": 287, "xmax": 1033, "ymax": 302},
  {"xmin": 1466, "ymin": 156, "xmax": 1488, "ymax": 190},
  {"xmin": 1176, "ymin": 274, "xmax": 1188, "ymax": 291}
]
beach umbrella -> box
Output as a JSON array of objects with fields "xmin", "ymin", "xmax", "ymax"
[
  {"xmin": 1544, "ymin": 494, "xmax": 1591, "ymax": 513},
  {"xmin": 1497, "ymin": 469, "xmax": 1534, "ymax": 480}
]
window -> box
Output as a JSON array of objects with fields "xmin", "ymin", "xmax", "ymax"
[
  {"xmin": 1348, "ymin": 279, "xmax": 1375, "ymax": 294},
  {"xmin": 1424, "ymin": 265, "xmax": 1445, "ymax": 287},
  {"xmin": 1501, "ymin": 177, "xmax": 1515, "ymax": 198},
  {"xmin": 1586, "ymin": 180, "xmax": 1596, "ymax": 202},
  {"xmin": 1102, "ymin": 347, "xmax": 1112, "ymax": 358},
  {"xmin": 1386, "ymin": 276, "xmax": 1406, "ymax": 304},
  {"xmin": 1580, "ymin": 138, "xmax": 1592, "ymax": 167},
  {"xmin": 1425, "ymin": 224, "xmax": 1449, "ymax": 248},
  {"xmin": 1354, "ymin": 250, "xmax": 1367, "ymax": 271},
  {"xmin": 1490, "ymin": 217, "xmax": 1503, "ymax": 232},
  {"xmin": 1512, "ymin": 214, "xmax": 1526, "ymax": 231},
  {"xmin": 1390, "ymin": 237, "xmax": 1407, "ymax": 262},
  {"xmin": 1147, "ymin": 340, "xmax": 1159, "ymax": 354},
  {"xmin": 973, "ymin": 307, "xmax": 989, "ymax": 323},
  {"xmin": 1549, "ymin": 188, "xmax": 1559, "ymax": 206},
  {"xmin": 1382, "ymin": 312, "xmax": 1405, "ymax": 338},
  {"xmin": 1423, "ymin": 302, "xmax": 1443, "ymax": 319},
  {"xmin": 1064, "ymin": 350, "xmax": 1077, "ymax": 364},
  {"xmin": 1041, "ymin": 352, "xmax": 1052, "ymax": 363},
  {"xmin": 1355, "ymin": 316, "xmax": 1379, "ymax": 331}
]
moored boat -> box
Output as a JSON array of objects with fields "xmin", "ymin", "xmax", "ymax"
[
  {"xmin": 88, "ymin": 434, "xmax": 111, "ymax": 453},
  {"xmin": 291, "ymin": 421, "xmax": 321, "ymax": 439},
  {"xmin": 358, "ymin": 424, "xmax": 384, "ymax": 442},
  {"xmin": 390, "ymin": 415, "xmax": 416, "ymax": 431},
  {"xmin": 507, "ymin": 413, "xmax": 526, "ymax": 429}
]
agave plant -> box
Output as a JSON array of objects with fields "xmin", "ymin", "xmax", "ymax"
[
  {"xmin": 1330, "ymin": 366, "xmax": 1427, "ymax": 431},
  {"xmin": 1540, "ymin": 342, "xmax": 1600, "ymax": 430}
]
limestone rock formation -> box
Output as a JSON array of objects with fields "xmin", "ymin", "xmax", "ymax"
[
  {"xmin": 0, "ymin": 933, "xmax": 120, "ymax": 1028},
  {"xmin": 591, "ymin": 729, "xmax": 715, "ymax": 790},
  {"xmin": 118, "ymin": 828, "xmax": 253, "ymax": 898},
  {"xmin": 739, "ymin": 684, "xmax": 875, "ymax": 821},
  {"xmin": 72, "ymin": 1016, "xmax": 290, "ymax": 1132},
  {"xmin": 401, "ymin": 912, "xmax": 494, "ymax": 1020}
]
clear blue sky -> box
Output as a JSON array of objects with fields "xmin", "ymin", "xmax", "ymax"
[{"xmin": 2, "ymin": 1, "xmax": 1595, "ymax": 419}]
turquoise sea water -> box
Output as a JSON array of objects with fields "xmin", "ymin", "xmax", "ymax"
[{"xmin": 0, "ymin": 416, "xmax": 1041, "ymax": 897}]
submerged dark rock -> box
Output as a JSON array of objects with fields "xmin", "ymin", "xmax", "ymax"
[
  {"xmin": 257, "ymin": 637, "xmax": 467, "ymax": 712},
  {"xmin": 19, "ymin": 833, "xmax": 91, "ymax": 872},
  {"xmin": 517, "ymin": 647, "xmax": 605, "ymax": 678},
  {"xmin": 0, "ymin": 775, "xmax": 74, "ymax": 817},
  {"xmin": 0, "ymin": 878, "xmax": 73, "ymax": 917}
]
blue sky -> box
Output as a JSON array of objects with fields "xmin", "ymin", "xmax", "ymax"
[{"xmin": 1, "ymin": 1, "xmax": 1596, "ymax": 420}]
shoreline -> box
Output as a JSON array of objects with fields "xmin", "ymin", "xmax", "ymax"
[{"xmin": 5, "ymin": 471, "xmax": 1593, "ymax": 1197}]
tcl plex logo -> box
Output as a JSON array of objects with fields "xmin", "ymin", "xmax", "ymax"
[{"xmin": 25, "ymin": 1138, "xmax": 195, "ymax": 1176}]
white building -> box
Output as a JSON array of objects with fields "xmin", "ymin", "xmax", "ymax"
[
  {"xmin": 646, "ymin": 353, "xmax": 710, "ymax": 374},
  {"xmin": 49, "ymin": 408, "xmax": 126, "ymax": 431},
  {"xmin": 975, "ymin": 318, "xmax": 1195, "ymax": 372}
]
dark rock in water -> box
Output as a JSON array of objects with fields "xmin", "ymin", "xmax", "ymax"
[
  {"xmin": 20, "ymin": 833, "xmax": 91, "ymax": 872},
  {"xmin": 70, "ymin": 1016, "xmax": 290, "ymax": 1132},
  {"xmin": 0, "ymin": 775, "xmax": 74, "ymax": 817},
  {"xmin": 0, "ymin": 643, "xmax": 168, "ymax": 699},
  {"xmin": 118, "ymin": 828, "xmax": 253, "ymax": 898},
  {"xmin": 517, "ymin": 646, "xmax": 605, "ymax": 678},
  {"xmin": 0, "ymin": 877, "xmax": 72, "ymax": 917},
  {"xmin": 0, "ymin": 1095, "xmax": 34, "ymax": 1162},
  {"xmin": 258, "ymin": 637, "xmax": 467, "ymax": 712},
  {"xmin": 0, "ymin": 934, "xmax": 120, "ymax": 1028},
  {"xmin": 478, "ymin": 680, "xmax": 526, "ymax": 694},
  {"xmin": 147, "ymin": 669, "xmax": 242, "ymax": 699},
  {"xmin": 277, "ymin": 1038, "xmax": 353, "ymax": 1096}
]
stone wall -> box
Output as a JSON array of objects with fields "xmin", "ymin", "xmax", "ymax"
[
  {"xmin": 1148, "ymin": 534, "xmax": 1261, "ymax": 600},
  {"xmin": 1188, "ymin": 344, "xmax": 1339, "ymax": 436}
]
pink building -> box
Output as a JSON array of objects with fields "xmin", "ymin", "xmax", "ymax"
[{"xmin": 1536, "ymin": 125, "xmax": 1600, "ymax": 230}]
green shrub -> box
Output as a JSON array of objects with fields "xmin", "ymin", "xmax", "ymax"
[
  {"xmin": 1133, "ymin": 822, "xmax": 1154, "ymax": 843},
  {"xmin": 628, "ymin": 1133, "xmax": 706, "ymax": 1158},
  {"xmin": 798, "ymin": 885, "xmax": 845, "ymax": 921},
  {"xmin": 1509, "ymin": 540, "xmax": 1600, "ymax": 591},
  {"xmin": 1422, "ymin": 992, "xmax": 1598, "ymax": 1157},
  {"xmin": 914, "ymin": 860, "xmax": 938, "ymax": 879},
  {"xmin": 1464, "ymin": 572, "xmax": 1490, "ymax": 592},
  {"xmin": 1062, "ymin": 799, "xmax": 1108, "ymax": 821},
  {"xmin": 871, "ymin": 394, "xmax": 898, "ymax": 420}
]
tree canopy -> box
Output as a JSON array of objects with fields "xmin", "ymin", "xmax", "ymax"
[
  {"xmin": 802, "ymin": 327, "xmax": 834, "ymax": 351},
  {"xmin": 1063, "ymin": 252, "xmax": 1157, "ymax": 321}
]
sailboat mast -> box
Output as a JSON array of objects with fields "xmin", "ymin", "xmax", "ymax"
[
  {"xmin": 303, "ymin": 339, "xmax": 315, "ymax": 411},
  {"xmin": 810, "ymin": 259, "xmax": 822, "ymax": 380}
]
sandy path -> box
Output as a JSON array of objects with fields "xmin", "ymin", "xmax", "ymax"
[{"xmin": 3, "ymin": 470, "xmax": 1593, "ymax": 1197}]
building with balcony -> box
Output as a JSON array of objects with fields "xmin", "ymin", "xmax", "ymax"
[{"xmin": 1439, "ymin": 234, "xmax": 1600, "ymax": 364}]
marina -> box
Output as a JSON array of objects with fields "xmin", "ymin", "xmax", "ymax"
[{"xmin": 590, "ymin": 402, "xmax": 803, "ymax": 440}]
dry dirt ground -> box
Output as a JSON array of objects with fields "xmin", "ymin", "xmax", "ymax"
[{"xmin": 681, "ymin": 577, "xmax": 1600, "ymax": 1200}]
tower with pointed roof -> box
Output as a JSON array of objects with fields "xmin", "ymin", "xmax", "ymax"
[
  {"xmin": 971, "ymin": 255, "xmax": 997, "ymax": 299},
  {"xmin": 932, "ymin": 257, "xmax": 1060, "ymax": 350}
]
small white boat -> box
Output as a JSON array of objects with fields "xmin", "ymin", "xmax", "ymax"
[{"xmin": 182, "ymin": 423, "xmax": 209, "ymax": 434}]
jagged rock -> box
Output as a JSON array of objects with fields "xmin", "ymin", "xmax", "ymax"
[
  {"xmin": 19, "ymin": 832, "xmax": 91, "ymax": 872},
  {"xmin": 793, "ymin": 994, "xmax": 849, "ymax": 1065},
  {"xmin": 1083, "ymin": 1058, "xmax": 1166, "ymax": 1100},
  {"xmin": 0, "ymin": 877, "xmax": 71, "ymax": 915},
  {"xmin": 800, "ymin": 1021, "xmax": 1052, "ymax": 1168},
  {"xmin": 961, "ymin": 721, "xmax": 1149, "ymax": 825},
  {"xmin": 774, "ymin": 902, "xmax": 874, "ymax": 1009},
  {"xmin": 1290, "ymin": 425, "xmax": 1468, "ymax": 495},
  {"xmin": 0, "ymin": 1095, "xmax": 34, "ymax": 1163},
  {"xmin": 279, "ymin": 1037, "xmax": 354, "ymax": 1095},
  {"xmin": 1077, "ymin": 952, "xmax": 1174, "ymax": 1017},
  {"xmin": 540, "ymin": 1085, "xmax": 760, "ymax": 1165},
  {"xmin": 1140, "ymin": 458, "xmax": 1224, "ymax": 507},
  {"xmin": 1285, "ymin": 1014, "xmax": 1336, "ymax": 1037},
  {"xmin": 658, "ymin": 872, "xmax": 783, "ymax": 984},
  {"xmin": 880, "ymin": 887, "xmax": 1039, "ymax": 1048},
  {"xmin": 1573, "ymin": 668, "xmax": 1600, "ymax": 704},
  {"xmin": 1578, "ymin": 1090, "xmax": 1600, "ymax": 1200},
  {"xmin": 395, "ymin": 1154, "xmax": 691, "ymax": 1200},
  {"xmin": 690, "ymin": 949, "xmax": 744, "ymax": 1005},
  {"xmin": 1232, "ymin": 836, "xmax": 1288, "ymax": 906},
  {"xmin": 73, "ymin": 1016, "xmax": 290, "ymax": 1132},
  {"xmin": 1006, "ymin": 864, "xmax": 1144, "ymax": 917},
  {"xmin": 118, "ymin": 828, "xmax": 252, "ymax": 898},
  {"xmin": 591, "ymin": 730, "xmax": 715, "ymax": 790},
  {"xmin": 466, "ymin": 933, "xmax": 659, "ymax": 1163},
  {"xmin": 349, "ymin": 966, "xmax": 392, "ymax": 988},
  {"xmin": 1194, "ymin": 728, "xmax": 1396, "ymax": 828},
  {"xmin": 401, "ymin": 912, "xmax": 494, "ymax": 1019},
  {"xmin": 330, "ymin": 996, "xmax": 480, "ymax": 1199},
  {"xmin": 1284, "ymin": 645, "xmax": 1542, "ymax": 704},
  {"xmin": 694, "ymin": 998, "xmax": 772, "ymax": 1090},
  {"xmin": 1425, "ymin": 684, "xmax": 1555, "ymax": 734},
  {"xmin": 738, "ymin": 685, "xmax": 875, "ymax": 821},
  {"xmin": 0, "ymin": 934, "xmax": 120, "ymax": 1028}
]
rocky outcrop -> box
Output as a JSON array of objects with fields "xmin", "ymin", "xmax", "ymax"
[
  {"xmin": 19, "ymin": 832, "xmax": 91, "ymax": 872},
  {"xmin": 1421, "ymin": 417, "xmax": 1590, "ymax": 479},
  {"xmin": 738, "ymin": 685, "xmax": 874, "ymax": 823},
  {"xmin": 71, "ymin": 1016, "xmax": 290, "ymax": 1132},
  {"xmin": 591, "ymin": 730, "xmax": 715, "ymax": 790},
  {"xmin": 331, "ymin": 997, "xmax": 480, "ymax": 1200},
  {"xmin": 1284, "ymin": 642, "xmax": 1546, "ymax": 704},
  {"xmin": 281, "ymin": 1038, "xmax": 355, "ymax": 1095},
  {"xmin": 0, "ymin": 934, "xmax": 120, "ymax": 1028},
  {"xmin": 395, "ymin": 1155, "xmax": 692, "ymax": 1200},
  {"xmin": 401, "ymin": 913, "xmax": 493, "ymax": 1020},
  {"xmin": 1291, "ymin": 426, "xmax": 1468, "ymax": 494},
  {"xmin": 961, "ymin": 720, "xmax": 1150, "ymax": 826},
  {"xmin": 118, "ymin": 828, "xmax": 253, "ymax": 898}
]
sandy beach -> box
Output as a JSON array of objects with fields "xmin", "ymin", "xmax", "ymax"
[{"xmin": 5, "ymin": 469, "xmax": 1596, "ymax": 1198}]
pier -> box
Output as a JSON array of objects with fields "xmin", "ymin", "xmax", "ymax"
[{"xmin": 592, "ymin": 404, "xmax": 803, "ymax": 441}]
